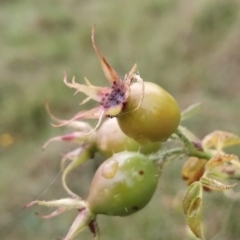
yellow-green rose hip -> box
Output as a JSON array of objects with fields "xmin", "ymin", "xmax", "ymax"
[{"xmin": 117, "ymin": 81, "xmax": 181, "ymax": 143}]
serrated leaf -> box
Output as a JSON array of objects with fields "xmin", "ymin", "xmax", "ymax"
[
  {"xmin": 183, "ymin": 182, "xmax": 203, "ymax": 239},
  {"xmin": 202, "ymin": 130, "xmax": 240, "ymax": 150},
  {"xmin": 187, "ymin": 197, "xmax": 203, "ymax": 239},
  {"xmin": 183, "ymin": 182, "xmax": 202, "ymax": 215},
  {"xmin": 205, "ymin": 154, "xmax": 238, "ymax": 172},
  {"xmin": 201, "ymin": 177, "xmax": 237, "ymax": 191},
  {"xmin": 181, "ymin": 102, "xmax": 202, "ymax": 122}
]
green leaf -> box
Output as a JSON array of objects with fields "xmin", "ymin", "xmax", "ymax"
[
  {"xmin": 201, "ymin": 177, "xmax": 237, "ymax": 191},
  {"xmin": 187, "ymin": 197, "xmax": 203, "ymax": 239},
  {"xmin": 181, "ymin": 102, "xmax": 202, "ymax": 122},
  {"xmin": 183, "ymin": 182, "xmax": 202, "ymax": 214},
  {"xmin": 183, "ymin": 182, "xmax": 203, "ymax": 239},
  {"xmin": 205, "ymin": 154, "xmax": 238, "ymax": 172}
]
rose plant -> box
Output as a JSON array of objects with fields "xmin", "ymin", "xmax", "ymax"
[{"xmin": 25, "ymin": 26, "xmax": 240, "ymax": 240}]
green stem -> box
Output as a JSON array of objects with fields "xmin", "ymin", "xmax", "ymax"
[
  {"xmin": 175, "ymin": 128, "xmax": 212, "ymax": 160},
  {"xmin": 188, "ymin": 148, "xmax": 212, "ymax": 160},
  {"xmin": 150, "ymin": 148, "xmax": 186, "ymax": 175},
  {"xmin": 175, "ymin": 128, "xmax": 194, "ymax": 150},
  {"xmin": 150, "ymin": 127, "xmax": 212, "ymax": 167},
  {"xmin": 150, "ymin": 147, "xmax": 184, "ymax": 163}
]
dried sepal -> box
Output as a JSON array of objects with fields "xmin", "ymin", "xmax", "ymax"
[
  {"xmin": 45, "ymin": 102, "xmax": 93, "ymax": 131},
  {"xmin": 202, "ymin": 130, "xmax": 240, "ymax": 151},
  {"xmin": 24, "ymin": 198, "xmax": 95, "ymax": 240},
  {"xmin": 79, "ymin": 96, "xmax": 91, "ymax": 105},
  {"xmin": 61, "ymin": 147, "xmax": 83, "ymax": 169},
  {"xmin": 205, "ymin": 154, "xmax": 239, "ymax": 172},
  {"xmin": 43, "ymin": 103, "xmax": 96, "ymax": 148},
  {"xmin": 63, "ymin": 73, "xmax": 111, "ymax": 102},
  {"xmin": 91, "ymin": 25, "xmax": 120, "ymax": 85},
  {"xmin": 62, "ymin": 208, "xmax": 95, "ymax": 240},
  {"xmin": 181, "ymin": 157, "xmax": 207, "ymax": 186},
  {"xmin": 35, "ymin": 206, "xmax": 66, "ymax": 219},
  {"xmin": 200, "ymin": 177, "xmax": 237, "ymax": 191},
  {"xmin": 51, "ymin": 106, "xmax": 104, "ymax": 127},
  {"xmin": 24, "ymin": 198, "xmax": 87, "ymax": 212},
  {"xmin": 49, "ymin": 26, "xmax": 144, "ymax": 134},
  {"xmin": 42, "ymin": 132, "xmax": 91, "ymax": 150},
  {"xmin": 61, "ymin": 144, "xmax": 93, "ymax": 198}
]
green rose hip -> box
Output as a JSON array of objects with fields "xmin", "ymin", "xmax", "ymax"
[
  {"xmin": 25, "ymin": 151, "xmax": 160, "ymax": 239},
  {"xmin": 117, "ymin": 81, "xmax": 181, "ymax": 143},
  {"xmin": 96, "ymin": 118, "xmax": 161, "ymax": 158},
  {"xmin": 87, "ymin": 151, "xmax": 159, "ymax": 216}
]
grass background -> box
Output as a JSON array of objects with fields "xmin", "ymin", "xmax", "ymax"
[{"xmin": 1, "ymin": 0, "xmax": 240, "ymax": 239}]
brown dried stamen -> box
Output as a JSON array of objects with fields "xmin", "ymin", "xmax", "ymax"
[{"xmin": 100, "ymin": 81, "xmax": 126, "ymax": 111}]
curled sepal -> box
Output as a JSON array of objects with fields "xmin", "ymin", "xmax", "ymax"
[
  {"xmin": 202, "ymin": 130, "xmax": 240, "ymax": 151},
  {"xmin": 181, "ymin": 102, "xmax": 202, "ymax": 122},
  {"xmin": 42, "ymin": 132, "xmax": 92, "ymax": 150},
  {"xmin": 45, "ymin": 102, "xmax": 93, "ymax": 131},
  {"xmin": 24, "ymin": 198, "xmax": 87, "ymax": 216},
  {"xmin": 205, "ymin": 154, "xmax": 239, "ymax": 173},
  {"xmin": 183, "ymin": 181, "xmax": 203, "ymax": 239},
  {"xmin": 61, "ymin": 144, "xmax": 93, "ymax": 198},
  {"xmin": 24, "ymin": 198, "xmax": 97, "ymax": 240},
  {"xmin": 200, "ymin": 177, "xmax": 237, "ymax": 191},
  {"xmin": 62, "ymin": 208, "xmax": 96, "ymax": 240},
  {"xmin": 51, "ymin": 106, "xmax": 104, "ymax": 128},
  {"xmin": 61, "ymin": 147, "xmax": 83, "ymax": 169}
]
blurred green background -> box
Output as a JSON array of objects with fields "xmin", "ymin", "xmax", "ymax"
[{"xmin": 1, "ymin": 0, "xmax": 240, "ymax": 239}]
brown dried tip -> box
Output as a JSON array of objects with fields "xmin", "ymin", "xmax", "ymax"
[{"xmin": 91, "ymin": 25, "xmax": 120, "ymax": 85}]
